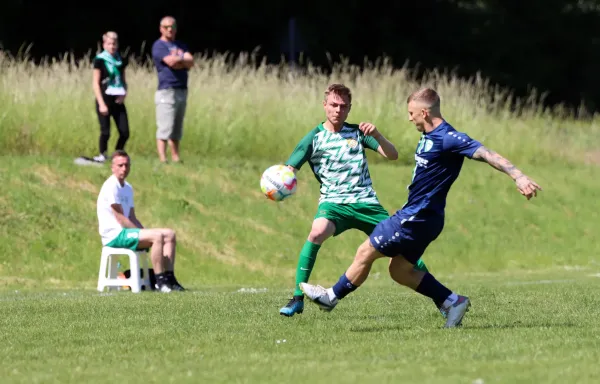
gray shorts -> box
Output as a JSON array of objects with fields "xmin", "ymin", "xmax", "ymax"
[{"xmin": 155, "ymin": 88, "xmax": 188, "ymax": 141}]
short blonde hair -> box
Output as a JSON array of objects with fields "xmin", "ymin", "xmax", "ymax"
[
  {"xmin": 102, "ymin": 31, "xmax": 118, "ymax": 43},
  {"xmin": 407, "ymin": 87, "xmax": 440, "ymax": 110},
  {"xmin": 324, "ymin": 83, "xmax": 352, "ymax": 104}
]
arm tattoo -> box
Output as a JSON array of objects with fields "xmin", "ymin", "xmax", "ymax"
[{"xmin": 472, "ymin": 146, "xmax": 524, "ymax": 180}]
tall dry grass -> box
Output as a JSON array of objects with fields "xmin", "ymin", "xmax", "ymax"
[{"xmin": 1, "ymin": 50, "xmax": 598, "ymax": 164}]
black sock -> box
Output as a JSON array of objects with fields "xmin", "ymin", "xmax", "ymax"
[
  {"xmin": 155, "ymin": 273, "xmax": 168, "ymax": 285},
  {"xmin": 415, "ymin": 273, "xmax": 452, "ymax": 305},
  {"xmin": 293, "ymin": 294, "xmax": 304, "ymax": 301}
]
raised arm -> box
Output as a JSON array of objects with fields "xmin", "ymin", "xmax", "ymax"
[
  {"xmin": 360, "ymin": 122, "xmax": 399, "ymax": 160},
  {"xmin": 471, "ymin": 146, "xmax": 542, "ymax": 200}
]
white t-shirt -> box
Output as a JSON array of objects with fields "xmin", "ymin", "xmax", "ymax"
[{"xmin": 97, "ymin": 175, "xmax": 135, "ymax": 245}]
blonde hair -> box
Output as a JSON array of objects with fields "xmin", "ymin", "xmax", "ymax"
[
  {"xmin": 324, "ymin": 83, "xmax": 352, "ymax": 104},
  {"xmin": 102, "ymin": 31, "xmax": 118, "ymax": 43},
  {"xmin": 407, "ymin": 87, "xmax": 440, "ymax": 110}
]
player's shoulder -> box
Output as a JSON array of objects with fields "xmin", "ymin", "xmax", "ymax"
[
  {"xmin": 307, "ymin": 123, "xmax": 326, "ymax": 136},
  {"xmin": 439, "ymin": 121, "xmax": 479, "ymax": 148},
  {"xmin": 443, "ymin": 124, "xmax": 472, "ymax": 141}
]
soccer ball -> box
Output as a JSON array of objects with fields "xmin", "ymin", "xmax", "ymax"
[{"xmin": 260, "ymin": 164, "xmax": 297, "ymax": 201}]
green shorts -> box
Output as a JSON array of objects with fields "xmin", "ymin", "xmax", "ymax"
[
  {"xmin": 106, "ymin": 228, "xmax": 141, "ymax": 251},
  {"xmin": 314, "ymin": 202, "xmax": 390, "ymax": 237}
]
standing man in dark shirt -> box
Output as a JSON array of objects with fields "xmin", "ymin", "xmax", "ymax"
[{"xmin": 151, "ymin": 16, "xmax": 193, "ymax": 164}]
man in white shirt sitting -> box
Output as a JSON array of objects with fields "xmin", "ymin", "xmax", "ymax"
[{"xmin": 96, "ymin": 150, "xmax": 184, "ymax": 292}]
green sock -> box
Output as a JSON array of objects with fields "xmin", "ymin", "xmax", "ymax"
[
  {"xmin": 414, "ymin": 258, "xmax": 429, "ymax": 273},
  {"xmin": 293, "ymin": 241, "xmax": 321, "ymax": 297}
]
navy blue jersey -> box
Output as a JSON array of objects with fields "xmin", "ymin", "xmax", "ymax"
[{"xmin": 401, "ymin": 121, "xmax": 482, "ymax": 216}]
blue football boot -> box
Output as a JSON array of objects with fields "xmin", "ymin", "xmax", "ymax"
[{"xmin": 279, "ymin": 296, "xmax": 304, "ymax": 317}]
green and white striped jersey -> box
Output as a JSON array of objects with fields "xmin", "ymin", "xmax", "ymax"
[{"xmin": 286, "ymin": 122, "xmax": 381, "ymax": 204}]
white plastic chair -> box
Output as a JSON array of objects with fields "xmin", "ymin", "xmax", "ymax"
[{"xmin": 97, "ymin": 247, "xmax": 151, "ymax": 293}]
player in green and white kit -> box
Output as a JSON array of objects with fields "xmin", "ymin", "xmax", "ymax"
[{"xmin": 279, "ymin": 84, "xmax": 436, "ymax": 317}]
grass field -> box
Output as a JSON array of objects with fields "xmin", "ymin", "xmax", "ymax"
[
  {"xmin": 1, "ymin": 51, "xmax": 600, "ymax": 383},
  {"xmin": 2, "ymin": 275, "xmax": 600, "ymax": 384}
]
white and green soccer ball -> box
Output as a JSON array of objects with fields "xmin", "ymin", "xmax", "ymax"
[{"xmin": 260, "ymin": 164, "xmax": 297, "ymax": 201}]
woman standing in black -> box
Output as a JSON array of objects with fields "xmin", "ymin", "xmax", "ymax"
[{"xmin": 91, "ymin": 31, "xmax": 130, "ymax": 163}]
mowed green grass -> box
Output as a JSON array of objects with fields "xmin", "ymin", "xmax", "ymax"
[{"xmin": 1, "ymin": 275, "xmax": 599, "ymax": 384}]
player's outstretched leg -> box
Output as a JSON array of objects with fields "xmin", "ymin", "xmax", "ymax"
[
  {"xmin": 398, "ymin": 258, "xmax": 447, "ymax": 318},
  {"xmin": 412, "ymin": 257, "xmax": 447, "ymax": 317},
  {"xmin": 388, "ymin": 256, "xmax": 470, "ymax": 327},
  {"xmin": 280, "ymin": 218, "xmax": 335, "ymax": 317}
]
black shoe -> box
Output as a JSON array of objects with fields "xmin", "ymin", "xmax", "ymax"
[
  {"xmin": 171, "ymin": 281, "xmax": 186, "ymax": 291},
  {"xmin": 155, "ymin": 282, "xmax": 172, "ymax": 293},
  {"xmin": 168, "ymin": 275, "xmax": 186, "ymax": 291}
]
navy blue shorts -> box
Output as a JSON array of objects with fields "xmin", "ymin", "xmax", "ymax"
[{"xmin": 369, "ymin": 211, "xmax": 444, "ymax": 264}]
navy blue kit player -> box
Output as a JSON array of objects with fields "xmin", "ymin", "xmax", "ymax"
[{"xmin": 300, "ymin": 88, "xmax": 542, "ymax": 328}]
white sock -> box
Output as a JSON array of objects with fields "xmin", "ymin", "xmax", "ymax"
[
  {"xmin": 442, "ymin": 293, "xmax": 458, "ymax": 308},
  {"xmin": 326, "ymin": 287, "xmax": 338, "ymax": 301}
]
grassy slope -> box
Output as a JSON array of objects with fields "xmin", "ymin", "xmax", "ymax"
[{"xmin": 1, "ymin": 154, "xmax": 598, "ymax": 291}]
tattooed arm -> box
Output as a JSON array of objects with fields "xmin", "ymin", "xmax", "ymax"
[{"xmin": 472, "ymin": 146, "xmax": 542, "ymax": 200}]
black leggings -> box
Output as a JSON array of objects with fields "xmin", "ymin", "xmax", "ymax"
[{"xmin": 96, "ymin": 98, "xmax": 130, "ymax": 155}]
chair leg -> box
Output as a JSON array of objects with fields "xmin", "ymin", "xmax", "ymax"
[
  {"xmin": 129, "ymin": 250, "xmax": 141, "ymax": 293},
  {"xmin": 107, "ymin": 254, "xmax": 119, "ymax": 291},
  {"xmin": 97, "ymin": 250, "xmax": 109, "ymax": 292},
  {"xmin": 140, "ymin": 252, "xmax": 151, "ymax": 290}
]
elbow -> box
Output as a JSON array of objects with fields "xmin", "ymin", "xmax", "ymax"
[{"xmin": 386, "ymin": 147, "xmax": 399, "ymax": 161}]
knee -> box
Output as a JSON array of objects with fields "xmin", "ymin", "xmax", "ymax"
[
  {"xmin": 307, "ymin": 228, "xmax": 329, "ymax": 244},
  {"xmin": 151, "ymin": 231, "xmax": 164, "ymax": 244},
  {"xmin": 166, "ymin": 229, "xmax": 176, "ymax": 242},
  {"xmin": 355, "ymin": 240, "xmax": 378, "ymax": 264}
]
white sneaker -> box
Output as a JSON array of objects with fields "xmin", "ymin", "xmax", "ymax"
[
  {"xmin": 93, "ymin": 154, "xmax": 106, "ymax": 163},
  {"xmin": 299, "ymin": 283, "xmax": 338, "ymax": 312},
  {"xmin": 154, "ymin": 283, "xmax": 172, "ymax": 293},
  {"xmin": 443, "ymin": 295, "xmax": 471, "ymax": 328}
]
